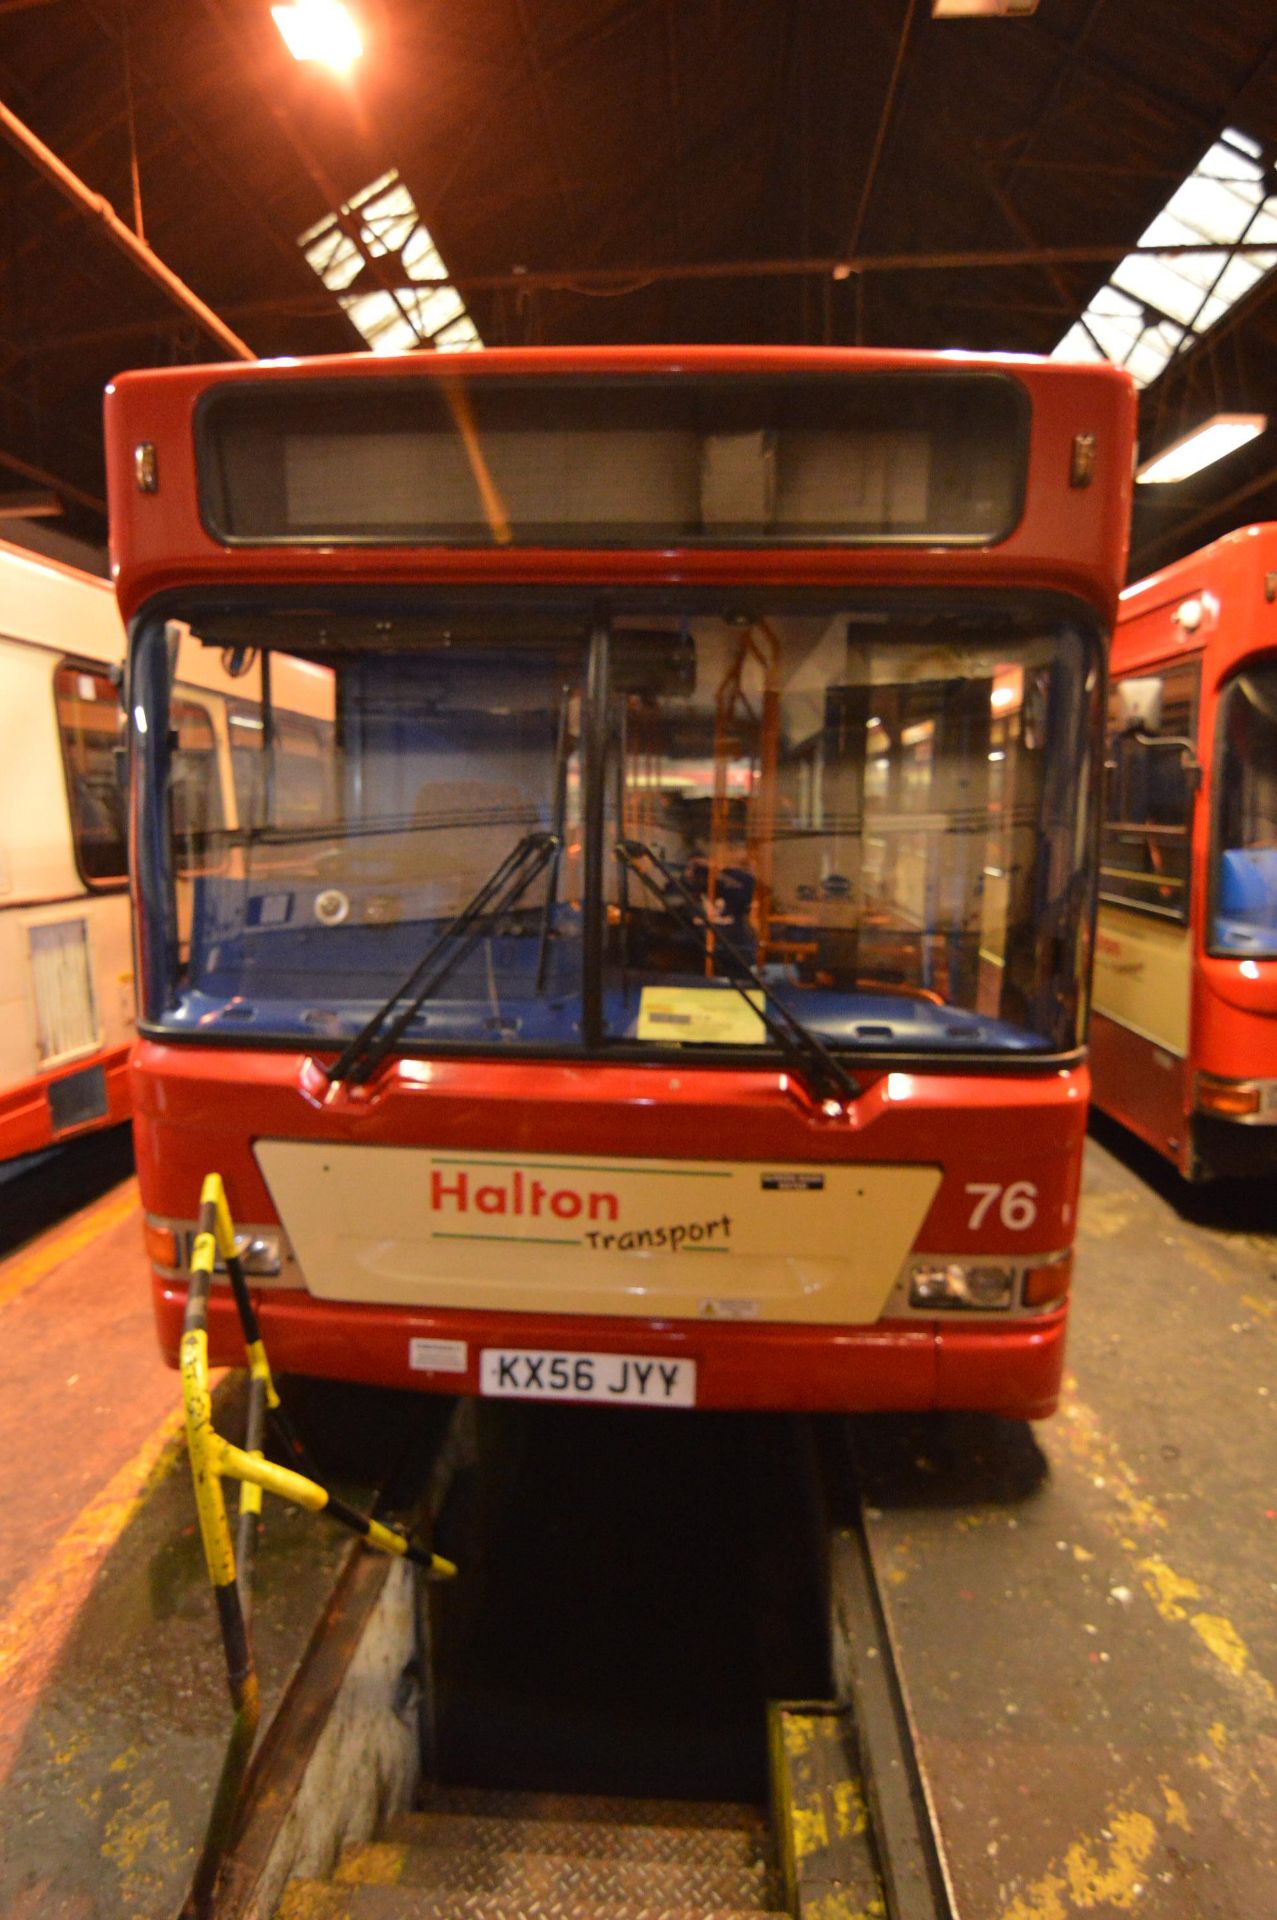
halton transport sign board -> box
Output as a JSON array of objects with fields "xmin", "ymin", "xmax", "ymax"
[{"xmin": 254, "ymin": 1142, "xmax": 941, "ymax": 1326}]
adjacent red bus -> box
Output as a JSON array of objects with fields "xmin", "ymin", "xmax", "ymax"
[
  {"xmin": 0, "ymin": 540, "xmax": 134, "ymax": 1164},
  {"xmin": 1092, "ymin": 523, "xmax": 1277, "ymax": 1179},
  {"xmin": 107, "ymin": 347, "xmax": 1134, "ymax": 1418}
]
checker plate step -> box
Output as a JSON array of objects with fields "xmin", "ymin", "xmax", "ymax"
[
  {"xmin": 276, "ymin": 1894, "xmax": 787, "ymax": 1920},
  {"xmin": 382, "ymin": 1813, "xmax": 769, "ymax": 1867},
  {"xmin": 330, "ymin": 1840, "xmax": 776, "ymax": 1906},
  {"xmin": 275, "ymin": 1787, "xmax": 781, "ymax": 1919}
]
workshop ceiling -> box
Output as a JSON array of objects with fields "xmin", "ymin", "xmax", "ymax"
[{"xmin": 1, "ymin": 0, "xmax": 1275, "ymax": 579}]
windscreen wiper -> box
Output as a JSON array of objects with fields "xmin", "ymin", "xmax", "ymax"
[
  {"xmin": 326, "ymin": 831, "xmax": 559, "ymax": 1085},
  {"xmin": 615, "ymin": 839, "xmax": 861, "ymax": 1108}
]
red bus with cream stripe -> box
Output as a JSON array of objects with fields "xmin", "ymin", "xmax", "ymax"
[
  {"xmin": 0, "ymin": 539, "xmax": 134, "ymax": 1163},
  {"xmin": 1091, "ymin": 524, "xmax": 1277, "ymax": 1178},
  {"xmin": 109, "ymin": 346, "xmax": 1135, "ymax": 1418}
]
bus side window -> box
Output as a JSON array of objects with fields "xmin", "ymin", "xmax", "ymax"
[
  {"xmin": 54, "ymin": 663, "xmax": 128, "ymax": 886},
  {"xmin": 228, "ymin": 701, "xmax": 332, "ymax": 833},
  {"xmin": 274, "ymin": 714, "xmax": 331, "ymax": 827},
  {"xmin": 170, "ymin": 697, "xmax": 225, "ymax": 872},
  {"xmin": 1100, "ymin": 661, "xmax": 1199, "ymax": 922}
]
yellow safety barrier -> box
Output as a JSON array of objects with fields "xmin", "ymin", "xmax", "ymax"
[{"xmin": 178, "ymin": 1172, "xmax": 455, "ymax": 1919}]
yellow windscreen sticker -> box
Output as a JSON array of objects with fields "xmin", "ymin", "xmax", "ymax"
[{"xmin": 636, "ymin": 984, "xmax": 766, "ymax": 1046}]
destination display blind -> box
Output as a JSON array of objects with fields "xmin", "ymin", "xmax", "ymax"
[{"xmin": 198, "ymin": 370, "xmax": 1027, "ymax": 549}]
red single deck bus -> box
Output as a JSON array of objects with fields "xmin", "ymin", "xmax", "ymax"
[
  {"xmin": 1092, "ymin": 523, "xmax": 1277, "ymax": 1179},
  {"xmin": 0, "ymin": 539, "xmax": 134, "ymax": 1162},
  {"xmin": 107, "ymin": 347, "xmax": 1134, "ymax": 1419}
]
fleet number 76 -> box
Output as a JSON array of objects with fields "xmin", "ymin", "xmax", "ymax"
[{"xmin": 964, "ymin": 1180, "xmax": 1038, "ymax": 1231}]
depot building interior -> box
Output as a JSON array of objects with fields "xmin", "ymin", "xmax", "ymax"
[{"xmin": 1, "ymin": 6, "xmax": 1276, "ymax": 1920}]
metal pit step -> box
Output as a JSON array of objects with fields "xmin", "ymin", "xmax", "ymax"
[{"xmin": 275, "ymin": 1786, "xmax": 788, "ymax": 1920}]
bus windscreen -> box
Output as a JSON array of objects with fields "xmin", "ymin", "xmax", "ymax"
[{"xmin": 197, "ymin": 372, "xmax": 1028, "ymax": 549}]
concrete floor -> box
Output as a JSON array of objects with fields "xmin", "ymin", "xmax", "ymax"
[
  {"xmin": 859, "ymin": 1122, "xmax": 1277, "ymax": 1919},
  {"xmin": 0, "ymin": 1148, "xmax": 352, "ymax": 1920},
  {"xmin": 1, "ymin": 1121, "xmax": 1273, "ymax": 1917}
]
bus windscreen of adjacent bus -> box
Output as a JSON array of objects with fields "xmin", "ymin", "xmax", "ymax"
[
  {"xmin": 132, "ymin": 600, "xmax": 1100, "ymax": 1060},
  {"xmin": 1213, "ymin": 663, "xmax": 1277, "ymax": 956}
]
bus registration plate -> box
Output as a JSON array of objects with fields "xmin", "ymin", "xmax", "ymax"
[{"xmin": 480, "ymin": 1349, "xmax": 695, "ymax": 1408}]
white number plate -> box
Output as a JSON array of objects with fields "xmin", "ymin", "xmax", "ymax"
[{"xmin": 479, "ymin": 1348, "xmax": 696, "ymax": 1408}]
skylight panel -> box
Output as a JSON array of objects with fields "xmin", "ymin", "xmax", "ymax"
[
  {"xmin": 1110, "ymin": 254, "xmax": 1204, "ymax": 327},
  {"xmin": 299, "ymin": 169, "xmax": 481, "ymax": 354},
  {"xmin": 1053, "ymin": 128, "xmax": 1277, "ymax": 387}
]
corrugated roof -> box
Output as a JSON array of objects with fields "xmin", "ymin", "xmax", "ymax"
[{"xmin": 0, "ymin": 0, "xmax": 1274, "ymax": 574}]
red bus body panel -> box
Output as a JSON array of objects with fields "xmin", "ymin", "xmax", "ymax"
[
  {"xmin": 1094, "ymin": 524, "xmax": 1277, "ymax": 1176},
  {"xmin": 107, "ymin": 346, "xmax": 1137, "ymax": 1413},
  {"xmin": 133, "ymin": 1041, "xmax": 1084, "ymax": 1419},
  {"xmin": 105, "ymin": 346, "xmax": 1135, "ymax": 628},
  {"xmin": 0, "ymin": 1044, "xmax": 131, "ymax": 1162},
  {"xmin": 151, "ymin": 1287, "xmax": 1067, "ymax": 1422}
]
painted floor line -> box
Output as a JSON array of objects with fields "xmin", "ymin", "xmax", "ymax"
[
  {"xmin": 0, "ymin": 1180, "xmax": 140, "ymax": 1314},
  {"xmin": 0, "ymin": 1401, "xmax": 188, "ymax": 1785}
]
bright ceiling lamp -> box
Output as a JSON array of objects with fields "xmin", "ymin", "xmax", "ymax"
[
  {"xmin": 1136, "ymin": 414, "xmax": 1267, "ymax": 485},
  {"xmin": 272, "ymin": 0, "xmax": 362, "ymax": 73}
]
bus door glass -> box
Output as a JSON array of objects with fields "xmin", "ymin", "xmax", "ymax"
[
  {"xmin": 1101, "ymin": 659, "xmax": 1200, "ymax": 924},
  {"xmin": 1212, "ymin": 661, "xmax": 1277, "ymax": 956}
]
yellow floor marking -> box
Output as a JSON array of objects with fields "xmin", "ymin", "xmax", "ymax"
[
  {"xmin": 1138, "ymin": 1555, "xmax": 1200, "ymax": 1621},
  {"xmin": 0, "ymin": 1181, "xmax": 139, "ymax": 1313},
  {"xmin": 793, "ymin": 1797, "xmax": 830, "ymax": 1857},
  {"xmin": 805, "ymin": 1896, "xmax": 885, "ymax": 1920},
  {"xmin": 783, "ymin": 1711, "xmax": 820, "ymax": 1758},
  {"xmin": 1051, "ymin": 1396, "xmax": 1167, "ymax": 1537},
  {"xmin": 1052, "ymin": 1403, "xmax": 1277, "ymax": 1705},
  {"xmin": 1138, "ymin": 1558, "xmax": 1272, "ymax": 1693},
  {"xmin": 832, "ymin": 1776, "xmax": 868, "ymax": 1839},
  {"xmin": 1242, "ymin": 1292, "xmax": 1276, "ymax": 1321},
  {"xmin": 0, "ymin": 1403, "xmax": 187, "ymax": 1782},
  {"xmin": 1159, "ymin": 1781, "xmax": 1190, "ymax": 1831},
  {"xmin": 1000, "ymin": 1806, "xmax": 1158, "ymax": 1919},
  {"xmin": 1191, "ymin": 1613, "xmax": 1269, "ymax": 1691},
  {"xmin": 1208, "ymin": 1721, "xmax": 1228, "ymax": 1751}
]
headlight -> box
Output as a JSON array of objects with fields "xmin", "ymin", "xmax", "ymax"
[
  {"xmin": 908, "ymin": 1261, "xmax": 1015, "ymax": 1310},
  {"xmin": 233, "ymin": 1233, "xmax": 283, "ymax": 1278},
  {"xmin": 184, "ymin": 1229, "xmax": 283, "ymax": 1278}
]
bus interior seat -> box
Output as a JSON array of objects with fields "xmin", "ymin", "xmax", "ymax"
[{"xmin": 1218, "ymin": 846, "xmax": 1277, "ymax": 925}]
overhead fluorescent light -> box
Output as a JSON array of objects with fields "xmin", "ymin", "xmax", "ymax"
[
  {"xmin": 1136, "ymin": 414, "xmax": 1267, "ymax": 485},
  {"xmin": 272, "ymin": 1, "xmax": 362, "ymax": 73},
  {"xmin": 932, "ymin": 0, "xmax": 1038, "ymax": 15}
]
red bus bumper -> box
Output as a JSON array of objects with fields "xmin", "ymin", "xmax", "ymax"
[
  {"xmin": 0, "ymin": 1045, "xmax": 131, "ymax": 1164},
  {"xmin": 153, "ymin": 1282, "xmax": 1068, "ymax": 1421}
]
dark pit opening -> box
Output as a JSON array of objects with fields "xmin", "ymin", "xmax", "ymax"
[{"xmin": 428, "ymin": 1403, "xmax": 831, "ymax": 1803}]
